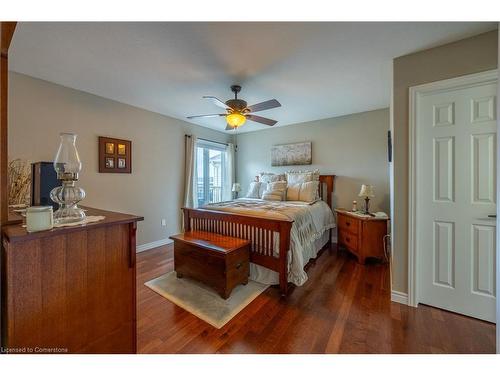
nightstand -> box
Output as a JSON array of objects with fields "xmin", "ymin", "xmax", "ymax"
[{"xmin": 335, "ymin": 208, "xmax": 389, "ymax": 264}]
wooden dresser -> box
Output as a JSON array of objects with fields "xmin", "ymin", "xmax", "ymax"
[
  {"xmin": 1, "ymin": 207, "xmax": 143, "ymax": 353},
  {"xmin": 335, "ymin": 209, "xmax": 389, "ymax": 264}
]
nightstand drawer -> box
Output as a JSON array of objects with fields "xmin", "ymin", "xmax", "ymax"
[
  {"xmin": 339, "ymin": 230, "xmax": 358, "ymax": 252},
  {"xmin": 338, "ymin": 214, "xmax": 359, "ymax": 234}
]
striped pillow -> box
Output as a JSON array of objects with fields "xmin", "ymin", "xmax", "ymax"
[
  {"xmin": 286, "ymin": 169, "xmax": 320, "ymax": 198},
  {"xmin": 286, "ymin": 181, "xmax": 319, "ymax": 202},
  {"xmin": 262, "ymin": 181, "xmax": 287, "ymax": 201}
]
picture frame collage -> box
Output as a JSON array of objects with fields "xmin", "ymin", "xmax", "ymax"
[{"xmin": 98, "ymin": 136, "xmax": 132, "ymax": 173}]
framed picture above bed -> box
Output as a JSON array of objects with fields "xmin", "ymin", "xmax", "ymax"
[
  {"xmin": 98, "ymin": 136, "xmax": 132, "ymax": 173},
  {"xmin": 271, "ymin": 142, "xmax": 312, "ymax": 166}
]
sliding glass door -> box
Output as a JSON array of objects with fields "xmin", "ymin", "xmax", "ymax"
[{"xmin": 196, "ymin": 140, "xmax": 228, "ymax": 206}]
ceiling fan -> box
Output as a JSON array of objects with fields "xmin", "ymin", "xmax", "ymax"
[{"xmin": 187, "ymin": 85, "xmax": 281, "ymax": 130}]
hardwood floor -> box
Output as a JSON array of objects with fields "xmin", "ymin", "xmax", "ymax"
[{"xmin": 137, "ymin": 244, "xmax": 496, "ymax": 354}]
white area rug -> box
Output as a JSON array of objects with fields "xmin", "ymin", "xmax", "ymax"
[{"xmin": 145, "ymin": 271, "xmax": 268, "ymax": 329}]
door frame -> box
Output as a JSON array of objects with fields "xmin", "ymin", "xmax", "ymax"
[
  {"xmin": 408, "ymin": 69, "xmax": 498, "ymax": 308},
  {"xmin": 497, "ymin": 26, "xmax": 499, "ymax": 353}
]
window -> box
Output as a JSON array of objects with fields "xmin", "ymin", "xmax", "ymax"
[{"xmin": 196, "ymin": 140, "xmax": 230, "ymax": 206}]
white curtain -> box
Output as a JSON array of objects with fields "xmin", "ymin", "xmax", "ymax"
[
  {"xmin": 184, "ymin": 134, "xmax": 198, "ymax": 208},
  {"xmin": 223, "ymin": 143, "xmax": 235, "ymax": 201}
]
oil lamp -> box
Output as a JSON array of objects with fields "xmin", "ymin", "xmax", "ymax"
[{"xmin": 50, "ymin": 133, "xmax": 86, "ymax": 224}]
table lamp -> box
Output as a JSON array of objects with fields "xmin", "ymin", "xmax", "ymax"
[
  {"xmin": 358, "ymin": 184, "xmax": 375, "ymax": 214},
  {"xmin": 232, "ymin": 183, "xmax": 241, "ymax": 199}
]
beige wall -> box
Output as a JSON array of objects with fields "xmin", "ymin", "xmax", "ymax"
[
  {"xmin": 392, "ymin": 30, "xmax": 498, "ymax": 294},
  {"xmin": 8, "ymin": 72, "xmax": 232, "ymax": 248},
  {"xmin": 236, "ymin": 109, "xmax": 390, "ymax": 214}
]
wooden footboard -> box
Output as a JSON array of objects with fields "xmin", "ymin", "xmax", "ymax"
[{"xmin": 182, "ymin": 207, "xmax": 293, "ymax": 296}]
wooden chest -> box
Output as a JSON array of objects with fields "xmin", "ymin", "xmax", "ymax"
[
  {"xmin": 335, "ymin": 209, "xmax": 389, "ymax": 264},
  {"xmin": 170, "ymin": 231, "xmax": 250, "ymax": 299}
]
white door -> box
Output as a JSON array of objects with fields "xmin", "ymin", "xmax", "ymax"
[{"xmin": 416, "ymin": 73, "xmax": 497, "ymax": 322}]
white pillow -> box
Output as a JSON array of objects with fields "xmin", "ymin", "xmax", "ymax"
[
  {"xmin": 258, "ymin": 182, "xmax": 268, "ymax": 198},
  {"xmin": 245, "ymin": 182, "xmax": 263, "ymax": 199},
  {"xmin": 262, "ymin": 181, "xmax": 287, "ymax": 201},
  {"xmin": 286, "ymin": 181, "xmax": 319, "ymax": 202}
]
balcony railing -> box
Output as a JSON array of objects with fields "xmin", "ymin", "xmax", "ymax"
[
  {"xmin": 197, "ymin": 185, "xmax": 223, "ymax": 206},
  {"xmin": 209, "ymin": 186, "xmax": 222, "ymax": 203}
]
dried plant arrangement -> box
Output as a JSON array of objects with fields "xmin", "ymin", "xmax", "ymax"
[{"xmin": 8, "ymin": 159, "xmax": 31, "ymax": 207}]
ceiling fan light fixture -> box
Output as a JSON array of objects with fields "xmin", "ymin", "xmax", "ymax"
[
  {"xmin": 188, "ymin": 86, "xmax": 280, "ymax": 128},
  {"xmin": 226, "ymin": 112, "xmax": 246, "ymax": 128}
]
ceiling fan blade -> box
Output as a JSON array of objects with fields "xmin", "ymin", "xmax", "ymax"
[
  {"xmin": 246, "ymin": 114, "xmax": 277, "ymax": 126},
  {"xmin": 246, "ymin": 99, "xmax": 281, "ymax": 113},
  {"xmin": 203, "ymin": 96, "xmax": 230, "ymax": 109},
  {"xmin": 187, "ymin": 114, "xmax": 226, "ymax": 119}
]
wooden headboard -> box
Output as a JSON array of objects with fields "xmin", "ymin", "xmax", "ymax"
[{"xmin": 319, "ymin": 175, "xmax": 335, "ymax": 209}]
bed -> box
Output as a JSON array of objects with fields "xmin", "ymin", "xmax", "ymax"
[{"xmin": 182, "ymin": 175, "xmax": 335, "ymax": 296}]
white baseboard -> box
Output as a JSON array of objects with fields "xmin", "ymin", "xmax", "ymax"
[
  {"xmin": 136, "ymin": 238, "xmax": 172, "ymax": 253},
  {"xmin": 391, "ymin": 290, "xmax": 409, "ymax": 305}
]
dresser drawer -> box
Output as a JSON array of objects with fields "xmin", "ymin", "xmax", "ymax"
[
  {"xmin": 338, "ymin": 214, "xmax": 359, "ymax": 234},
  {"xmin": 339, "ymin": 230, "xmax": 358, "ymax": 252}
]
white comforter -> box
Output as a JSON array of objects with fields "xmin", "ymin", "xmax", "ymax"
[{"xmin": 202, "ymin": 198, "xmax": 335, "ymax": 286}]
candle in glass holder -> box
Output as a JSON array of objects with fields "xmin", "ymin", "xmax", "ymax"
[{"xmin": 26, "ymin": 206, "xmax": 54, "ymax": 232}]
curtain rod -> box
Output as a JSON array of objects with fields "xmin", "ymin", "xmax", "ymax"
[{"xmin": 185, "ymin": 134, "xmax": 228, "ymax": 147}]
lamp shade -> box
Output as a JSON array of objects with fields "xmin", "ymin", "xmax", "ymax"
[
  {"xmin": 358, "ymin": 184, "xmax": 375, "ymax": 198},
  {"xmin": 232, "ymin": 183, "xmax": 241, "ymax": 192}
]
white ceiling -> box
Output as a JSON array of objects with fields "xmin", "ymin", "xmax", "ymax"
[{"xmin": 10, "ymin": 22, "xmax": 497, "ymax": 133}]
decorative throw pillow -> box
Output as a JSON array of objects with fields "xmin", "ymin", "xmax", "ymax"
[
  {"xmin": 311, "ymin": 169, "xmax": 320, "ymax": 181},
  {"xmin": 262, "ymin": 181, "xmax": 287, "ymax": 201},
  {"xmin": 286, "ymin": 169, "xmax": 320, "ymax": 183},
  {"xmin": 260, "ymin": 172, "xmax": 286, "ymax": 184},
  {"xmin": 245, "ymin": 182, "xmax": 263, "ymax": 199},
  {"xmin": 286, "ymin": 171, "xmax": 313, "ymax": 185},
  {"xmin": 286, "ymin": 181, "xmax": 319, "ymax": 202}
]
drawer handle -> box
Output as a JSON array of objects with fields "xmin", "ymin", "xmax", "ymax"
[
  {"xmin": 236, "ymin": 262, "xmax": 243, "ymax": 269},
  {"xmin": 346, "ymin": 222, "xmax": 351, "ymax": 227}
]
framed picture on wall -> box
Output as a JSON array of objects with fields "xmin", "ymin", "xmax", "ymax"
[
  {"xmin": 271, "ymin": 142, "xmax": 312, "ymax": 166},
  {"xmin": 98, "ymin": 136, "xmax": 132, "ymax": 173}
]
